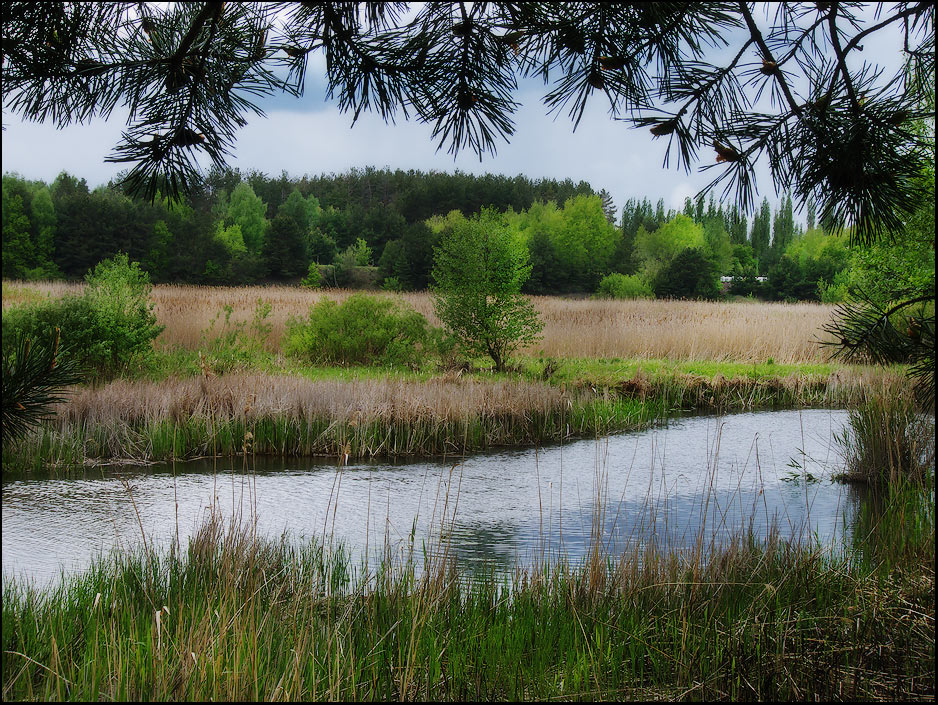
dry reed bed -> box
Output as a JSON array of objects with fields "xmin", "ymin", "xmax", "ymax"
[
  {"xmin": 9, "ymin": 368, "xmax": 882, "ymax": 466},
  {"xmin": 3, "ymin": 281, "xmax": 839, "ymax": 363},
  {"xmin": 57, "ymin": 374, "xmax": 567, "ymax": 426}
]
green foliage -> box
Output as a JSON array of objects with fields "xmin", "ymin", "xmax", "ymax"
[
  {"xmin": 381, "ymin": 275, "xmax": 405, "ymax": 292},
  {"xmin": 332, "ymin": 247, "xmax": 358, "ymax": 287},
  {"xmin": 377, "ymin": 239, "xmax": 411, "ymax": 289},
  {"xmin": 1, "ymin": 253, "xmax": 163, "ymax": 378},
  {"xmin": 1, "ymin": 187, "xmax": 34, "ymax": 279},
  {"xmin": 278, "ymin": 189, "xmax": 321, "ymax": 234},
  {"xmin": 349, "ymin": 237, "xmax": 373, "ymax": 266},
  {"xmin": 200, "ymin": 299, "xmax": 273, "ymax": 373},
  {"xmin": 551, "ymin": 195, "xmax": 619, "ymax": 290},
  {"xmin": 509, "ymin": 196, "xmax": 620, "ymax": 292},
  {"xmin": 634, "ymin": 214, "xmax": 705, "ymax": 280},
  {"xmin": 769, "ymin": 229, "xmax": 850, "ymax": 302},
  {"xmin": 594, "ymin": 273, "xmax": 654, "ymax": 300},
  {"xmin": 264, "ymin": 213, "xmax": 308, "ymax": 279},
  {"xmin": 300, "ymin": 262, "xmax": 322, "ymax": 289},
  {"xmin": 307, "ymin": 228, "xmax": 339, "ymax": 268},
  {"xmin": 214, "ymin": 221, "xmax": 247, "ymax": 255},
  {"xmin": 653, "ymin": 248, "xmax": 721, "ymax": 300},
  {"xmin": 843, "ymin": 195, "xmax": 935, "ymax": 307},
  {"xmin": 284, "ymin": 294, "xmax": 436, "ymax": 367},
  {"xmin": 817, "ymin": 272, "xmax": 850, "ymax": 304},
  {"xmin": 431, "ymin": 209, "xmax": 542, "ymax": 371},
  {"xmin": 2, "ymin": 327, "xmax": 84, "ymax": 440},
  {"xmin": 750, "ymin": 197, "xmax": 772, "ymax": 272},
  {"xmin": 226, "ymin": 183, "xmax": 268, "ymax": 254}
]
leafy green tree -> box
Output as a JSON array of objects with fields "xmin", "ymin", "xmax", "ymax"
[
  {"xmin": 264, "ymin": 214, "xmax": 308, "ymax": 278},
  {"xmin": 214, "ymin": 222, "xmax": 247, "ymax": 256},
  {"xmin": 702, "ymin": 217, "xmax": 734, "ymax": 275},
  {"xmin": 377, "ymin": 239, "xmax": 411, "ymax": 289},
  {"xmin": 349, "ymin": 237, "xmax": 373, "ymax": 266},
  {"xmin": 226, "ymin": 182, "xmax": 268, "ymax": 254},
  {"xmin": 553, "ymin": 194, "xmax": 619, "ymax": 291},
  {"xmin": 431, "ymin": 209, "xmax": 542, "ymax": 372},
  {"xmin": 654, "ymin": 249, "xmax": 720, "ymax": 300},
  {"xmin": 634, "ymin": 214, "xmax": 706, "ymax": 281},
  {"xmin": 1, "ymin": 186, "xmax": 34, "ymax": 279},
  {"xmin": 750, "ymin": 198, "xmax": 772, "ymax": 273},
  {"xmin": 726, "ymin": 205, "xmax": 748, "ymax": 246},
  {"xmin": 144, "ymin": 220, "xmax": 175, "ymax": 278},
  {"xmin": 300, "ymin": 262, "xmax": 322, "ymax": 289},
  {"xmin": 278, "ymin": 189, "xmax": 321, "ymax": 236},
  {"xmin": 28, "ymin": 185, "xmax": 58, "ymax": 276},
  {"xmin": 767, "ymin": 193, "xmax": 795, "ymax": 272},
  {"xmin": 307, "ymin": 228, "xmax": 338, "ymax": 268}
]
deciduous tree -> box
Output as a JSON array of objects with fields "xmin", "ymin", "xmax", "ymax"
[{"xmin": 431, "ymin": 209, "xmax": 542, "ymax": 372}]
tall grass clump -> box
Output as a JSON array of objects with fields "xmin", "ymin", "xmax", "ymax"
[
  {"xmin": 284, "ymin": 293, "xmax": 447, "ymax": 367},
  {"xmin": 836, "ymin": 381, "xmax": 935, "ymax": 486},
  {"xmin": 196, "ymin": 298, "xmax": 274, "ymax": 374}
]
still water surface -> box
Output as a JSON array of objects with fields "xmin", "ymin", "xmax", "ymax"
[{"xmin": 3, "ymin": 409, "xmax": 860, "ymax": 588}]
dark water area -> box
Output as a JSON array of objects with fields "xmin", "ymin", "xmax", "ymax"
[{"xmin": 2, "ymin": 409, "xmax": 863, "ymax": 589}]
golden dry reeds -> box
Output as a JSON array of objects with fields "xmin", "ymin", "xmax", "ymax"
[
  {"xmin": 3, "ymin": 281, "xmax": 840, "ymax": 363},
  {"xmin": 56, "ymin": 373, "xmax": 566, "ymax": 427}
]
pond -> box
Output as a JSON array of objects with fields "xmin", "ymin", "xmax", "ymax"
[{"xmin": 2, "ymin": 408, "xmax": 861, "ymax": 588}]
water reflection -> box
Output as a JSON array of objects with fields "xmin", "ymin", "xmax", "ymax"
[{"xmin": 3, "ymin": 408, "xmax": 859, "ymax": 588}]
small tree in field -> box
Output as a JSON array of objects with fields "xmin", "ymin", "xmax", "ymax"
[{"xmin": 431, "ymin": 210, "xmax": 542, "ymax": 372}]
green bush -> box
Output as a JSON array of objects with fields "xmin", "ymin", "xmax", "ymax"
[
  {"xmin": 301, "ymin": 262, "xmax": 322, "ymax": 289},
  {"xmin": 594, "ymin": 273, "xmax": 654, "ymax": 300},
  {"xmin": 284, "ymin": 294, "xmax": 437, "ymax": 367},
  {"xmin": 2, "ymin": 254, "xmax": 163, "ymax": 378}
]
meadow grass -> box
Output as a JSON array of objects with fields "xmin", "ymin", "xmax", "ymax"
[
  {"xmin": 2, "ymin": 476, "xmax": 933, "ymax": 702},
  {"xmin": 3, "ymin": 281, "xmax": 839, "ymax": 363}
]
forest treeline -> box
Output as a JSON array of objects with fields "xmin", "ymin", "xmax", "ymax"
[{"xmin": 3, "ymin": 166, "xmax": 930, "ymax": 302}]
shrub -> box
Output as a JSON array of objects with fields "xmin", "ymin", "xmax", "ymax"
[
  {"xmin": 594, "ymin": 273, "xmax": 654, "ymax": 300},
  {"xmin": 301, "ymin": 262, "xmax": 322, "ymax": 289},
  {"xmin": 284, "ymin": 294, "xmax": 435, "ymax": 367},
  {"xmin": 382, "ymin": 275, "xmax": 405, "ymax": 292},
  {"xmin": 1, "ymin": 253, "xmax": 163, "ymax": 378}
]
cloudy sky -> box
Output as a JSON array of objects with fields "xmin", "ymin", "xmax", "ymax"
[{"xmin": 1, "ymin": 5, "xmax": 908, "ymax": 219}]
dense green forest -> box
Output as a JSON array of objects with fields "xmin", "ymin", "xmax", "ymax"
[{"xmin": 2, "ymin": 167, "xmax": 930, "ymax": 302}]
